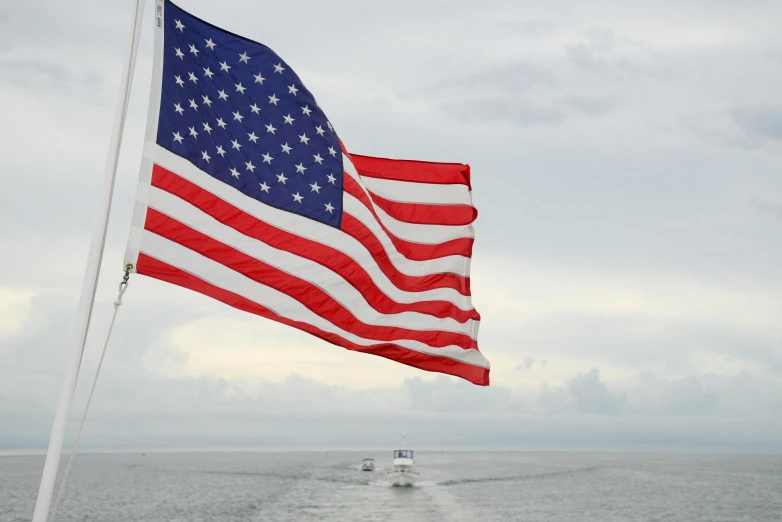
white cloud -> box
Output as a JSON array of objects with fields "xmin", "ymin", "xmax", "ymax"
[
  {"xmin": 145, "ymin": 315, "xmax": 431, "ymax": 389},
  {"xmin": 0, "ymin": 287, "xmax": 37, "ymax": 336},
  {"xmin": 472, "ymin": 255, "xmax": 782, "ymax": 332}
]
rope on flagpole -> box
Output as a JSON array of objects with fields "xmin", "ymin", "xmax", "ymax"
[
  {"xmin": 47, "ymin": 265, "xmax": 133, "ymax": 522},
  {"xmin": 31, "ymin": 2, "xmax": 146, "ymax": 520},
  {"xmin": 74, "ymin": 0, "xmax": 143, "ymax": 384}
]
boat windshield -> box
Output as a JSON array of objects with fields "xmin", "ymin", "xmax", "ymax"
[{"xmin": 393, "ymin": 450, "xmax": 413, "ymax": 458}]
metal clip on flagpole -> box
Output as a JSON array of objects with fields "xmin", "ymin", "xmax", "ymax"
[
  {"xmin": 31, "ymin": 1, "xmax": 147, "ymax": 521},
  {"xmin": 47, "ymin": 266, "xmax": 133, "ymax": 522}
]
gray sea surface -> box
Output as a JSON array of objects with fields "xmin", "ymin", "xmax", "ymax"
[{"xmin": 1, "ymin": 451, "xmax": 781, "ymax": 521}]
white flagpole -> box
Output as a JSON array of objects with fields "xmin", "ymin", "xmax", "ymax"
[{"xmin": 31, "ymin": 1, "xmax": 147, "ymax": 520}]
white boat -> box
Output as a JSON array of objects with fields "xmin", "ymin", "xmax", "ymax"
[
  {"xmin": 388, "ymin": 433, "xmax": 417, "ymax": 486},
  {"xmin": 361, "ymin": 458, "xmax": 375, "ymax": 471}
]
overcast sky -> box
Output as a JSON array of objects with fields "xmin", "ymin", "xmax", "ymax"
[{"xmin": 1, "ymin": 0, "xmax": 781, "ymax": 454}]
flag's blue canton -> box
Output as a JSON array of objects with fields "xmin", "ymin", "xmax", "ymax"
[{"xmin": 157, "ymin": 1, "xmax": 344, "ymax": 227}]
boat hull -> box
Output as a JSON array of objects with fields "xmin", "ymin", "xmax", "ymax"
[{"xmin": 388, "ymin": 471, "xmax": 418, "ymax": 487}]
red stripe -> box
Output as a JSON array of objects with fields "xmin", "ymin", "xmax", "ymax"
[
  {"xmin": 343, "ymin": 175, "xmax": 475, "ymax": 262},
  {"xmin": 144, "ymin": 209, "xmax": 477, "ymax": 349},
  {"xmin": 340, "ymin": 214, "xmax": 472, "ymax": 295},
  {"xmin": 366, "ymin": 190, "xmax": 478, "ymax": 226},
  {"xmin": 348, "ymin": 153, "xmax": 472, "ymax": 189},
  {"xmin": 136, "ymin": 253, "xmax": 490, "ymax": 386},
  {"xmin": 151, "ymin": 165, "xmax": 478, "ymax": 318}
]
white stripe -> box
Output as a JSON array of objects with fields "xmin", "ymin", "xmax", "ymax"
[
  {"xmin": 343, "ymin": 193, "xmax": 470, "ymax": 278},
  {"xmin": 344, "ymin": 195, "xmax": 474, "ymax": 244},
  {"xmin": 361, "ymin": 176, "xmax": 474, "ymax": 206},
  {"xmin": 343, "ymin": 156, "xmax": 475, "ymax": 244},
  {"xmin": 152, "ymin": 146, "xmax": 475, "ymax": 304},
  {"xmin": 148, "ymin": 187, "xmax": 478, "ymax": 338},
  {"xmin": 140, "ymin": 233, "xmax": 490, "ymax": 369}
]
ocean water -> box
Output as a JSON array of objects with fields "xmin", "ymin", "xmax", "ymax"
[{"xmin": 1, "ymin": 452, "xmax": 780, "ymax": 521}]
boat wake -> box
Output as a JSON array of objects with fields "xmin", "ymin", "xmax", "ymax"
[{"xmin": 436, "ymin": 466, "xmax": 599, "ymax": 486}]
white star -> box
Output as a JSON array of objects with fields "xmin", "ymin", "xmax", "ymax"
[
  {"xmin": 299, "ymin": 133, "xmax": 310, "ymax": 145},
  {"xmin": 189, "ymin": 126, "xmax": 198, "ymax": 138},
  {"xmin": 281, "ymin": 143, "xmax": 292, "ymax": 154},
  {"xmin": 274, "ymin": 62, "xmax": 285, "ymax": 74},
  {"xmin": 327, "ymin": 121, "xmax": 333, "ymax": 131},
  {"xmin": 254, "ymin": 72, "xmax": 265, "ymax": 84},
  {"xmin": 249, "ymin": 103, "xmax": 261, "ymax": 114},
  {"xmin": 216, "ymin": 117, "xmax": 227, "ymax": 129},
  {"xmin": 233, "ymin": 111, "xmax": 244, "ymax": 122},
  {"xmin": 268, "ymin": 93, "xmax": 279, "ymax": 105},
  {"xmin": 205, "ymin": 38, "xmax": 216, "ymax": 50},
  {"xmin": 216, "ymin": 145, "xmax": 226, "ymax": 157},
  {"xmin": 220, "ymin": 61, "xmax": 231, "ymax": 72},
  {"xmin": 203, "ymin": 67, "xmax": 214, "ymax": 79},
  {"xmin": 324, "ymin": 202, "xmax": 334, "ymax": 213},
  {"xmin": 230, "ymin": 168, "xmax": 241, "ymax": 179},
  {"xmin": 295, "ymin": 163, "xmax": 307, "ymax": 174},
  {"xmin": 175, "ymin": 48, "xmax": 184, "ymax": 59},
  {"xmin": 313, "ymin": 154, "xmax": 323, "ymax": 164},
  {"xmin": 188, "ymin": 72, "xmax": 198, "ymax": 83},
  {"xmin": 175, "ymin": 75, "xmax": 184, "ymax": 87},
  {"xmin": 262, "ymin": 153, "xmax": 273, "ymax": 164},
  {"xmin": 288, "ymin": 84, "xmax": 298, "ymax": 95},
  {"xmin": 328, "ymin": 146, "xmax": 337, "ymax": 157},
  {"xmin": 245, "ymin": 161, "xmax": 256, "ymax": 172},
  {"xmin": 174, "ymin": 103, "xmax": 184, "ymax": 115},
  {"xmin": 217, "ymin": 90, "xmax": 228, "ymax": 101},
  {"xmin": 189, "ymin": 44, "xmax": 199, "ymax": 56},
  {"xmin": 265, "ymin": 123, "xmax": 277, "ymax": 134},
  {"xmin": 238, "ymin": 51, "xmax": 250, "ymax": 63},
  {"xmin": 301, "ymin": 105, "xmax": 312, "ymax": 116},
  {"xmin": 310, "ymin": 182, "xmax": 321, "ymax": 193},
  {"xmin": 175, "ymin": 19, "xmax": 185, "ymax": 31},
  {"xmin": 201, "ymin": 150, "xmax": 211, "ymax": 163},
  {"xmin": 326, "ymin": 173, "xmax": 337, "ymax": 184},
  {"xmin": 283, "ymin": 114, "xmax": 295, "ymax": 125},
  {"xmin": 247, "ymin": 132, "xmax": 259, "ymax": 143},
  {"xmin": 276, "ymin": 172, "xmax": 288, "ymax": 184},
  {"xmin": 202, "ymin": 121, "xmax": 212, "ymax": 133},
  {"xmin": 172, "ymin": 131, "xmax": 183, "ymax": 143},
  {"xmin": 292, "ymin": 192, "xmax": 303, "ymax": 203},
  {"xmin": 315, "ymin": 126, "xmax": 325, "ymax": 136},
  {"xmin": 235, "ymin": 82, "xmax": 246, "ymax": 94},
  {"xmin": 202, "ymin": 95, "xmax": 212, "ymax": 107},
  {"xmin": 189, "ymin": 98, "xmax": 198, "ymax": 110},
  {"xmin": 259, "ymin": 182, "xmax": 270, "ymax": 193},
  {"xmin": 231, "ymin": 139, "xmax": 241, "ymax": 150}
]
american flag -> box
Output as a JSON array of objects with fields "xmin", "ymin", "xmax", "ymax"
[{"xmin": 124, "ymin": 0, "xmax": 489, "ymax": 385}]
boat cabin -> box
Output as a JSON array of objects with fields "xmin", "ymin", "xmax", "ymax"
[{"xmin": 392, "ymin": 449, "xmax": 414, "ymax": 473}]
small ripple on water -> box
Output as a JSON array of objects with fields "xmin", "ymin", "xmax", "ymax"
[{"xmin": 436, "ymin": 465, "xmax": 600, "ymax": 486}]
